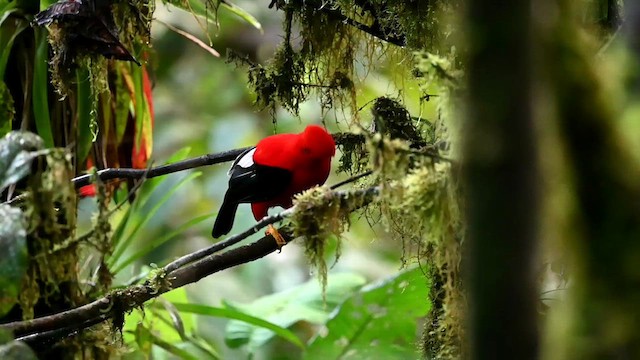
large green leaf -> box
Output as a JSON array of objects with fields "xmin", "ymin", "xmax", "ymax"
[
  {"xmin": 75, "ymin": 68, "xmax": 93, "ymax": 165},
  {"xmin": 0, "ymin": 131, "xmax": 44, "ymax": 192},
  {"xmin": 0, "ymin": 0, "xmax": 15, "ymax": 14},
  {"xmin": 165, "ymin": 0, "xmax": 218, "ymax": 25},
  {"xmin": 0, "ymin": 205, "xmax": 28, "ymax": 317},
  {"xmin": 172, "ymin": 303, "xmax": 305, "ymax": 350},
  {"xmin": 0, "ymin": 7, "xmax": 27, "ymax": 78},
  {"xmin": 131, "ymin": 64, "xmax": 150, "ymax": 153},
  {"xmin": 111, "ymin": 213, "xmax": 213, "ymax": 274},
  {"xmin": 109, "ymin": 147, "xmax": 193, "ymax": 262},
  {"xmin": 304, "ymin": 268, "xmax": 430, "ymax": 360},
  {"xmin": 220, "ymin": 1, "xmax": 262, "ymax": 32},
  {"xmin": 108, "ymin": 171, "xmax": 202, "ymax": 267},
  {"xmin": 224, "ymin": 273, "xmax": 367, "ymax": 351},
  {"xmin": 32, "ymin": 29, "xmax": 54, "ymax": 148}
]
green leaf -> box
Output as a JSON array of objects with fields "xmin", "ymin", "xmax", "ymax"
[
  {"xmin": 135, "ymin": 324, "xmax": 200, "ymax": 360},
  {"xmin": 0, "ymin": 9, "xmax": 27, "ymax": 78},
  {"xmin": 220, "ymin": 1, "xmax": 262, "ymax": 32},
  {"xmin": 0, "ymin": 0, "xmax": 16, "ymax": 14},
  {"xmin": 109, "ymin": 147, "xmax": 192, "ymax": 256},
  {"xmin": 0, "ymin": 82, "xmax": 15, "ymax": 139},
  {"xmin": 32, "ymin": 29, "xmax": 54, "ymax": 148},
  {"xmin": 224, "ymin": 273, "xmax": 366, "ymax": 351},
  {"xmin": 304, "ymin": 268, "xmax": 430, "ymax": 360},
  {"xmin": 0, "ymin": 131, "xmax": 44, "ymax": 192},
  {"xmin": 131, "ymin": 64, "xmax": 147, "ymax": 151},
  {"xmin": 111, "ymin": 213, "xmax": 213, "ymax": 274},
  {"xmin": 166, "ymin": 0, "xmax": 218, "ymax": 25},
  {"xmin": 109, "ymin": 172, "xmax": 202, "ymax": 267},
  {"xmin": 38, "ymin": 0, "xmax": 58, "ymax": 10},
  {"xmin": 124, "ymin": 289, "xmax": 221, "ymax": 359},
  {"xmin": 0, "ymin": 328, "xmax": 12, "ymax": 344},
  {"xmin": 76, "ymin": 68, "xmax": 93, "ymax": 164},
  {"xmin": 172, "ymin": 303, "xmax": 305, "ymax": 349},
  {"xmin": 166, "ymin": 0, "xmax": 262, "ymax": 31},
  {"xmin": 167, "ymin": 147, "xmax": 192, "ymax": 163},
  {"xmin": 114, "ymin": 65, "xmax": 131, "ymax": 144},
  {"xmin": 124, "ymin": 288, "xmax": 197, "ymax": 345},
  {"xmin": 0, "ymin": 205, "xmax": 28, "ymax": 317}
]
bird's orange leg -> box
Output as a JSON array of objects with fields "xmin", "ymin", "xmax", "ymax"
[{"xmin": 266, "ymin": 224, "xmax": 287, "ymax": 249}]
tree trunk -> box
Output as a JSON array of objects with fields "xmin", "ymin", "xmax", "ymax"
[{"xmin": 463, "ymin": 0, "xmax": 540, "ymax": 358}]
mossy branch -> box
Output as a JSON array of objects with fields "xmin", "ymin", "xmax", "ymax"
[
  {"xmin": 269, "ymin": 0, "xmax": 407, "ymax": 46},
  {"xmin": 0, "ymin": 185, "xmax": 379, "ymax": 346}
]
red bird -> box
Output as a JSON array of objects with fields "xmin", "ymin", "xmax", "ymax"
[{"xmin": 212, "ymin": 125, "xmax": 336, "ymax": 245}]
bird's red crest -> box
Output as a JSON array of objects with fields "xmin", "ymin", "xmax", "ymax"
[{"xmin": 299, "ymin": 125, "xmax": 336, "ymax": 158}]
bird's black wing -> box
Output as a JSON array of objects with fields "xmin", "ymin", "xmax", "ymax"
[
  {"xmin": 212, "ymin": 146, "xmax": 293, "ymax": 238},
  {"xmin": 226, "ymin": 147, "xmax": 293, "ymax": 203}
]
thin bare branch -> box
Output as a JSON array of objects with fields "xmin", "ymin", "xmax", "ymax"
[
  {"xmin": 72, "ymin": 147, "xmax": 250, "ymax": 188},
  {"xmin": 71, "ymin": 132, "xmax": 367, "ymax": 188}
]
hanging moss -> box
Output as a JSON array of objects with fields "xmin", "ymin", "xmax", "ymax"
[
  {"xmin": 372, "ymin": 97, "xmax": 429, "ymax": 147},
  {"xmin": 248, "ymin": 41, "xmax": 307, "ymax": 115},
  {"xmin": 336, "ymin": 131, "xmax": 369, "ymax": 175},
  {"xmin": 239, "ymin": 0, "xmax": 461, "ymax": 120},
  {"xmin": 335, "ymin": 97, "xmax": 437, "ymax": 184},
  {"xmin": 291, "ymin": 186, "xmax": 373, "ymax": 297}
]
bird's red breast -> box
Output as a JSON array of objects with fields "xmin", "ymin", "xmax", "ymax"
[{"xmin": 250, "ymin": 125, "xmax": 335, "ymax": 220}]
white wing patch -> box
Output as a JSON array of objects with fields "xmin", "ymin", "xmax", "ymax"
[{"xmin": 236, "ymin": 148, "xmax": 256, "ymax": 168}]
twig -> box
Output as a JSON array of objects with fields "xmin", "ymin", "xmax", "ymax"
[
  {"xmin": 164, "ymin": 171, "xmax": 374, "ymax": 273},
  {"xmin": 71, "ymin": 133, "xmax": 367, "ymax": 188},
  {"xmin": 0, "ymin": 186, "xmax": 379, "ymax": 342},
  {"xmin": 16, "ymin": 314, "xmax": 110, "ymax": 348},
  {"xmin": 72, "ymin": 147, "xmax": 250, "ymax": 188},
  {"xmin": 163, "ymin": 207, "xmax": 296, "ymax": 273},
  {"xmin": 268, "ymin": 0, "xmax": 406, "ymax": 46},
  {"xmin": 71, "ymin": 131, "xmax": 362, "ymax": 188},
  {"xmin": 71, "ymin": 133, "xmax": 446, "ymax": 190},
  {"xmin": 330, "ymin": 170, "xmax": 373, "ymax": 190},
  {"xmin": 325, "ymin": 8, "xmax": 406, "ymax": 47},
  {"xmin": 155, "ymin": 19, "xmax": 220, "ymax": 57}
]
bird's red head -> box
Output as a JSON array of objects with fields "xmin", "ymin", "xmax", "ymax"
[{"xmin": 298, "ymin": 125, "xmax": 336, "ymax": 159}]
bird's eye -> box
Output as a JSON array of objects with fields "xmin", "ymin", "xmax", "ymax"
[{"xmin": 301, "ymin": 147, "xmax": 312, "ymax": 154}]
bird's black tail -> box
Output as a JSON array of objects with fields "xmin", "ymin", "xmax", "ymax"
[{"xmin": 212, "ymin": 197, "xmax": 238, "ymax": 238}]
